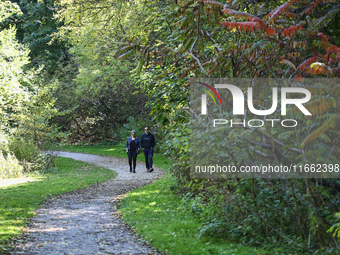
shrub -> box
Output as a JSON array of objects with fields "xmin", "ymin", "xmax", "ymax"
[
  {"xmin": 0, "ymin": 151, "xmax": 24, "ymax": 179},
  {"xmin": 184, "ymin": 179, "xmax": 340, "ymax": 253},
  {"xmin": 6, "ymin": 137, "xmax": 55, "ymax": 173},
  {"xmin": 8, "ymin": 137, "xmax": 39, "ymax": 163}
]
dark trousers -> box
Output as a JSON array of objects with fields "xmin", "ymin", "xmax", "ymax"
[
  {"xmin": 127, "ymin": 149, "xmax": 137, "ymax": 170},
  {"xmin": 143, "ymin": 148, "xmax": 153, "ymax": 169}
]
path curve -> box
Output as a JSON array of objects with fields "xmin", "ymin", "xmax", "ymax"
[{"xmin": 11, "ymin": 151, "xmax": 166, "ymax": 255}]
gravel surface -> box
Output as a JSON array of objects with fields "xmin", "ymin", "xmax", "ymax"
[{"xmin": 11, "ymin": 151, "xmax": 166, "ymax": 255}]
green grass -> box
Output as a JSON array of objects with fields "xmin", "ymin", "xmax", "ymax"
[
  {"xmin": 119, "ymin": 175, "xmax": 270, "ymax": 255},
  {"xmin": 59, "ymin": 145, "xmax": 271, "ymax": 255},
  {"xmin": 0, "ymin": 156, "xmax": 116, "ymax": 253}
]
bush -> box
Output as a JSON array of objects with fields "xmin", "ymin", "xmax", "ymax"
[
  {"xmin": 5, "ymin": 137, "xmax": 55, "ymax": 173},
  {"xmin": 0, "ymin": 151, "xmax": 24, "ymax": 179},
  {"xmin": 8, "ymin": 137, "xmax": 39, "ymax": 163},
  {"xmin": 181, "ymin": 179, "xmax": 340, "ymax": 254}
]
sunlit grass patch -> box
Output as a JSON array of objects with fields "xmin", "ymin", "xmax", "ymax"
[{"xmin": 104, "ymin": 148, "xmax": 117, "ymax": 151}]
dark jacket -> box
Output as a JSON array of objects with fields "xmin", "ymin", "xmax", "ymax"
[
  {"xmin": 126, "ymin": 137, "xmax": 140, "ymax": 150},
  {"xmin": 140, "ymin": 132, "xmax": 155, "ymax": 149}
]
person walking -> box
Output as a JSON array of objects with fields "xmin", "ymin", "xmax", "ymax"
[
  {"xmin": 126, "ymin": 130, "xmax": 140, "ymax": 173},
  {"xmin": 140, "ymin": 126, "xmax": 156, "ymax": 172}
]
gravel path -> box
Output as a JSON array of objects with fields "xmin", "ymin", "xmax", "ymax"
[{"xmin": 11, "ymin": 151, "xmax": 166, "ymax": 255}]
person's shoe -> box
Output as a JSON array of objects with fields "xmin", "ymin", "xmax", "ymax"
[
  {"xmin": 130, "ymin": 168, "xmax": 132, "ymax": 172},
  {"xmin": 133, "ymin": 169, "xmax": 136, "ymax": 173},
  {"xmin": 146, "ymin": 168, "xmax": 150, "ymax": 172},
  {"xmin": 149, "ymin": 168, "xmax": 154, "ymax": 172}
]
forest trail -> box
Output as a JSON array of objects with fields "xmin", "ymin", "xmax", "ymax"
[{"xmin": 11, "ymin": 151, "xmax": 166, "ymax": 255}]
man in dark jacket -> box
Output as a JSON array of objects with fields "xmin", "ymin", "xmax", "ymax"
[{"xmin": 140, "ymin": 126, "xmax": 156, "ymax": 172}]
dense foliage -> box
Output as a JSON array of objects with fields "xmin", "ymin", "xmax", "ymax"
[{"xmin": 0, "ymin": 1, "xmax": 57, "ymax": 177}]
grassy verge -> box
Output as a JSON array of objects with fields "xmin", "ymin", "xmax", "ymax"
[
  {"xmin": 59, "ymin": 145, "xmax": 270, "ymax": 255},
  {"xmin": 0, "ymin": 156, "xmax": 116, "ymax": 253},
  {"xmin": 119, "ymin": 174, "xmax": 270, "ymax": 255}
]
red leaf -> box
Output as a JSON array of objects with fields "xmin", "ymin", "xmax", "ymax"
[
  {"xmin": 325, "ymin": 52, "xmax": 330, "ymax": 62},
  {"xmin": 220, "ymin": 21, "xmax": 261, "ymax": 33},
  {"xmin": 265, "ymin": 27, "xmax": 276, "ymax": 36},
  {"xmin": 282, "ymin": 24, "xmax": 303, "ymax": 38},
  {"xmin": 297, "ymin": 56, "xmax": 318, "ymax": 71}
]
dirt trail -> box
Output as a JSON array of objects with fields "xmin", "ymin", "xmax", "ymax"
[{"xmin": 11, "ymin": 151, "xmax": 166, "ymax": 255}]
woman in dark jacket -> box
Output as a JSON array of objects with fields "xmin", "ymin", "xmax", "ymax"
[{"xmin": 126, "ymin": 130, "xmax": 140, "ymax": 173}]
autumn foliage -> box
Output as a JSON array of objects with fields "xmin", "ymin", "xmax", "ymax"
[{"xmin": 116, "ymin": 0, "xmax": 340, "ymax": 81}]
